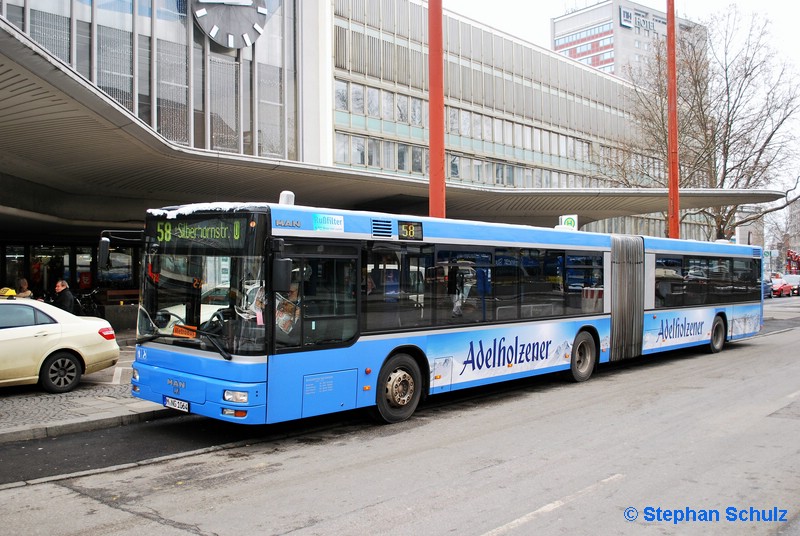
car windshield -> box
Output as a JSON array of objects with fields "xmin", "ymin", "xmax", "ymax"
[{"xmin": 782, "ymin": 275, "xmax": 800, "ymax": 284}]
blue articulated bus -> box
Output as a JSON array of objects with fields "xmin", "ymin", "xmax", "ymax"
[{"xmin": 130, "ymin": 198, "xmax": 763, "ymax": 424}]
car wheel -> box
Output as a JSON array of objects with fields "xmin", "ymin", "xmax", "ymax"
[{"xmin": 40, "ymin": 352, "xmax": 82, "ymax": 393}]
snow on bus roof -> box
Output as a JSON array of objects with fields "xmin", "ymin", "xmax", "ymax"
[
  {"xmin": 145, "ymin": 200, "xmax": 613, "ymax": 239},
  {"xmin": 148, "ymin": 202, "xmax": 273, "ymax": 219}
]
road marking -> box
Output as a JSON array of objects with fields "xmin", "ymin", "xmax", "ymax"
[
  {"xmin": 83, "ymin": 366, "xmax": 132, "ymax": 385},
  {"xmin": 481, "ymin": 473, "xmax": 625, "ymax": 536},
  {"xmin": 112, "ymin": 366, "xmax": 130, "ymax": 385}
]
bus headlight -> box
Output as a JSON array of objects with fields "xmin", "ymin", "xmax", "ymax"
[
  {"xmin": 223, "ymin": 390, "xmax": 248, "ymax": 403},
  {"xmin": 132, "ymin": 368, "xmax": 139, "ymax": 381}
]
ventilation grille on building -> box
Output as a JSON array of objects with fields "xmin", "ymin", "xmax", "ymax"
[{"xmin": 372, "ymin": 219, "xmax": 393, "ymax": 238}]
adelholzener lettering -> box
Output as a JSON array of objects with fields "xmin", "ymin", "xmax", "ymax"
[
  {"xmin": 657, "ymin": 317, "xmax": 705, "ymax": 342},
  {"xmin": 460, "ymin": 336, "xmax": 552, "ymax": 375}
]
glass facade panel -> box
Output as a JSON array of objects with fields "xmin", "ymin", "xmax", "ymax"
[
  {"xmin": 30, "ymin": 1, "xmax": 70, "ymax": 64},
  {"xmin": 156, "ymin": 1, "xmax": 189, "ymax": 145},
  {"xmin": 193, "ymin": 27, "xmax": 205, "ymax": 148},
  {"xmin": 75, "ymin": 19, "xmax": 92, "ymax": 80},
  {"xmin": 5, "ymin": 0, "xmax": 296, "ymax": 157},
  {"xmin": 7, "ymin": 2, "xmax": 24, "ymax": 30},
  {"xmin": 243, "ymin": 58, "xmax": 253, "ymax": 154},
  {"xmin": 211, "ymin": 53, "xmax": 240, "ymax": 152},
  {"xmin": 98, "ymin": 0, "xmax": 133, "ymax": 111},
  {"xmin": 138, "ymin": 35, "xmax": 152, "ymax": 124}
]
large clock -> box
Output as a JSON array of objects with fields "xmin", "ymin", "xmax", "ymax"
[{"xmin": 191, "ymin": 0, "xmax": 269, "ymax": 49}]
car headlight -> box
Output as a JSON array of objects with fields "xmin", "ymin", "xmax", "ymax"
[{"xmin": 223, "ymin": 390, "xmax": 248, "ymax": 403}]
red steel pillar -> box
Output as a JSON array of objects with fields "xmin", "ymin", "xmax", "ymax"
[
  {"xmin": 428, "ymin": 0, "xmax": 446, "ymax": 218},
  {"xmin": 667, "ymin": 0, "xmax": 680, "ymax": 238}
]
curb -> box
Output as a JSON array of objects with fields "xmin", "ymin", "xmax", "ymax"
[{"xmin": 0, "ymin": 408, "xmax": 174, "ymax": 445}]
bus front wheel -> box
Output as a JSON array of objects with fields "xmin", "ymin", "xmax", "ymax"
[
  {"xmin": 708, "ymin": 316, "xmax": 726, "ymax": 354},
  {"xmin": 371, "ymin": 353, "xmax": 422, "ymax": 424},
  {"xmin": 570, "ymin": 331, "xmax": 596, "ymax": 382}
]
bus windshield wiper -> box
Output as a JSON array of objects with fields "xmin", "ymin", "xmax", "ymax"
[
  {"xmin": 194, "ymin": 328, "xmax": 233, "ymax": 361},
  {"xmin": 136, "ymin": 333, "xmax": 164, "ymax": 344}
]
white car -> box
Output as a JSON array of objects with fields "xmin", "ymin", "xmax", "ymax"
[{"xmin": 0, "ymin": 299, "xmax": 120, "ymax": 393}]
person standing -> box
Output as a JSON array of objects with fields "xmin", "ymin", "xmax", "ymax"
[
  {"xmin": 52, "ymin": 279, "xmax": 75, "ymax": 313},
  {"xmin": 448, "ymin": 265, "xmax": 463, "ymax": 317}
]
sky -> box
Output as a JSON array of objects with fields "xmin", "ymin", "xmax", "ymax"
[{"xmin": 442, "ymin": 0, "xmax": 800, "ymax": 70}]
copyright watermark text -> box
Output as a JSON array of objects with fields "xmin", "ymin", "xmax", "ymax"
[{"xmin": 624, "ymin": 506, "xmax": 789, "ymax": 525}]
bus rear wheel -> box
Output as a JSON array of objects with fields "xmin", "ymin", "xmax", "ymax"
[
  {"xmin": 570, "ymin": 331, "xmax": 596, "ymax": 382},
  {"xmin": 708, "ymin": 316, "xmax": 726, "ymax": 354},
  {"xmin": 371, "ymin": 353, "xmax": 421, "ymax": 424}
]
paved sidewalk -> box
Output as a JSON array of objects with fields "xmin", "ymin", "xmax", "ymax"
[{"xmin": 0, "ymin": 329, "xmax": 173, "ymax": 444}]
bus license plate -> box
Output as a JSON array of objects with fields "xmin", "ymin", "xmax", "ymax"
[{"xmin": 164, "ymin": 396, "xmax": 189, "ymax": 412}]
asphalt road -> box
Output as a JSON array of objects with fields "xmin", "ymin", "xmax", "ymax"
[{"xmin": 1, "ymin": 304, "xmax": 799, "ymax": 535}]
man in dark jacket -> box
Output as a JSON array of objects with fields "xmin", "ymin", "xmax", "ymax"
[{"xmin": 52, "ymin": 279, "xmax": 76, "ymax": 314}]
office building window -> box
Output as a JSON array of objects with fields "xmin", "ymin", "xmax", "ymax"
[
  {"xmin": 410, "ymin": 97, "xmax": 423, "ymax": 126},
  {"xmin": 411, "ymin": 146, "xmax": 423, "ymax": 173},
  {"xmin": 383, "ymin": 140, "xmax": 396, "ymax": 169},
  {"xmin": 382, "ymin": 90, "xmax": 394, "ymax": 120},
  {"xmin": 335, "ymin": 133, "xmax": 349, "ymax": 163},
  {"xmin": 368, "ymin": 138, "xmax": 380, "ymax": 166},
  {"xmin": 351, "ymin": 135, "xmax": 365, "ymax": 165},
  {"xmin": 351, "ymin": 83, "xmax": 365, "ymax": 115},
  {"xmin": 335, "ymin": 79, "xmax": 349, "ymax": 111},
  {"xmin": 396, "ymin": 94, "xmax": 408, "ymax": 123},
  {"xmin": 397, "ymin": 144, "xmax": 410, "ymax": 171},
  {"xmin": 367, "ymin": 87, "xmax": 380, "ymax": 117}
]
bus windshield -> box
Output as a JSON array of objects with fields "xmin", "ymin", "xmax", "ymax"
[{"xmin": 138, "ymin": 212, "xmax": 268, "ymax": 356}]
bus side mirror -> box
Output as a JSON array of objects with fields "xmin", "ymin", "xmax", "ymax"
[
  {"xmin": 98, "ymin": 237, "xmax": 111, "ymax": 267},
  {"xmin": 273, "ymin": 258, "xmax": 292, "ymax": 292}
]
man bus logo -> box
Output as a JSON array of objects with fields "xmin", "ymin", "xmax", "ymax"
[{"xmin": 274, "ymin": 220, "xmax": 302, "ymax": 228}]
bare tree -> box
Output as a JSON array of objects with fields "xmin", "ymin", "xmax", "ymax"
[{"xmin": 599, "ymin": 5, "xmax": 800, "ymax": 239}]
